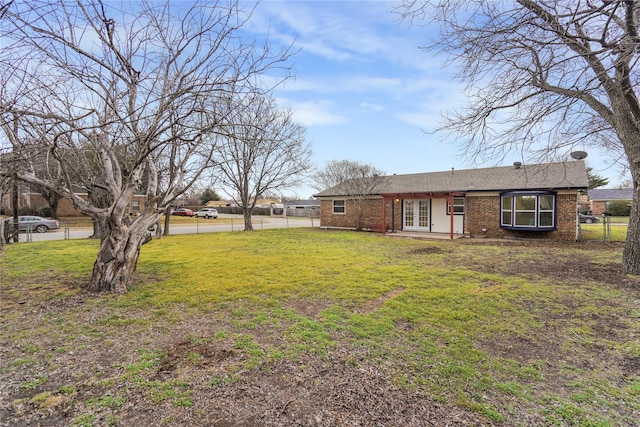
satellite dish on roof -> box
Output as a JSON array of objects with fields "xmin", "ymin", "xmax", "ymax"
[{"xmin": 570, "ymin": 151, "xmax": 588, "ymax": 160}]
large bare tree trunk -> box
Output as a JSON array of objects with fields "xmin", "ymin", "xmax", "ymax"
[
  {"xmin": 243, "ymin": 209, "xmax": 253, "ymax": 231},
  {"xmin": 623, "ymin": 179, "xmax": 640, "ymax": 276},
  {"xmin": 87, "ymin": 225, "xmax": 151, "ymax": 293}
]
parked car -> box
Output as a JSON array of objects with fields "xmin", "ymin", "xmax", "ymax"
[
  {"xmin": 194, "ymin": 208, "xmax": 218, "ymax": 219},
  {"xmin": 579, "ymin": 213, "xmax": 600, "ymax": 224},
  {"xmin": 171, "ymin": 208, "xmax": 195, "ymax": 217},
  {"xmin": 5, "ymin": 216, "xmax": 60, "ymax": 233}
]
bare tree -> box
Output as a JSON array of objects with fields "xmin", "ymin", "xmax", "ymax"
[
  {"xmin": 213, "ymin": 93, "xmax": 311, "ymax": 231},
  {"xmin": 0, "ymin": 0, "xmax": 293, "ymax": 292},
  {"xmin": 398, "ymin": 0, "xmax": 640, "ymax": 275},
  {"xmin": 314, "ymin": 160, "xmax": 387, "ymax": 231}
]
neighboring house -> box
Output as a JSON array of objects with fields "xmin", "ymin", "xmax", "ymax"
[
  {"xmin": 588, "ymin": 188, "xmax": 633, "ymax": 215},
  {"xmin": 22, "ymin": 191, "xmax": 146, "ymax": 217},
  {"xmin": 208, "ymin": 199, "xmax": 281, "ymax": 208},
  {"xmin": 284, "ymin": 200, "xmax": 320, "ymax": 210},
  {"xmin": 1, "ymin": 184, "xmax": 146, "ymax": 217},
  {"xmin": 314, "ymin": 161, "xmax": 589, "ymax": 241},
  {"xmin": 254, "ymin": 199, "xmax": 282, "ymax": 208}
]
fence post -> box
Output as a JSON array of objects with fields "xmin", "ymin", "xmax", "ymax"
[{"xmin": 603, "ymin": 216, "xmax": 611, "ymax": 242}]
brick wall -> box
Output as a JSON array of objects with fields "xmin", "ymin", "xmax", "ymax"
[
  {"xmin": 322, "ymin": 192, "xmax": 579, "ymax": 240},
  {"xmin": 320, "ymin": 198, "xmax": 402, "ymax": 231},
  {"xmin": 590, "ymin": 201, "xmax": 606, "ymax": 215},
  {"xmin": 465, "ymin": 194, "xmax": 503, "ymax": 238}
]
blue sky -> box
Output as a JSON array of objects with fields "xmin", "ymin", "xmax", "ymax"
[{"xmin": 246, "ymin": 0, "xmax": 627, "ymax": 198}]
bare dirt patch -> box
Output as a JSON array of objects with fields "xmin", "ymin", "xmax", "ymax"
[{"xmin": 0, "ymin": 312, "xmax": 489, "ymax": 427}]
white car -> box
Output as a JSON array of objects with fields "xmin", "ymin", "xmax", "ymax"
[{"xmin": 194, "ymin": 208, "xmax": 218, "ymax": 219}]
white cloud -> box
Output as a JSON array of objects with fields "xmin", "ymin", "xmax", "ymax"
[
  {"xmin": 277, "ymin": 98, "xmax": 346, "ymax": 126},
  {"xmin": 360, "ymin": 102, "xmax": 385, "ymax": 112}
]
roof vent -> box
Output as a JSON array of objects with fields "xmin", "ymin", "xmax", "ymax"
[{"xmin": 514, "ymin": 161, "xmax": 522, "ymax": 169}]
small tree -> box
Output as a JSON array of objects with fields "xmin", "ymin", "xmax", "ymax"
[
  {"xmin": 605, "ymin": 200, "xmax": 632, "ymax": 217},
  {"xmin": 200, "ymin": 188, "xmax": 221, "ymax": 205},
  {"xmin": 213, "ymin": 93, "xmax": 311, "ymax": 231},
  {"xmin": 314, "ymin": 160, "xmax": 387, "ymax": 231},
  {"xmin": 587, "ymin": 168, "xmax": 610, "ymax": 190}
]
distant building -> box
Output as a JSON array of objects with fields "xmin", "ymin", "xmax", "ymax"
[
  {"xmin": 284, "ymin": 200, "xmax": 320, "ymax": 211},
  {"xmin": 588, "ymin": 188, "xmax": 633, "ymax": 215}
]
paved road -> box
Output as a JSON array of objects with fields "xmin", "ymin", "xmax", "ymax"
[{"xmin": 12, "ymin": 214, "xmax": 320, "ymax": 243}]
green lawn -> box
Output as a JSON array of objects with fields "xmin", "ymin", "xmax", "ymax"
[
  {"xmin": 1, "ymin": 229, "xmax": 638, "ymax": 426},
  {"xmin": 580, "ymin": 217, "xmax": 629, "ymax": 242}
]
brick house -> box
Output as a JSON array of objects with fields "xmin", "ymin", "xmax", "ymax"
[
  {"xmin": 315, "ymin": 161, "xmax": 589, "ymax": 241},
  {"xmin": 2, "ymin": 186, "xmax": 146, "ymax": 217},
  {"xmin": 588, "ymin": 188, "xmax": 633, "ymax": 215}
]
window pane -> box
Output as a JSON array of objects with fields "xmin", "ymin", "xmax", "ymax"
[
  {"xmin": 539, "ymin": 195, "xmax": 554, "ymax": 210},
  {"xmin": 447, "ymin": 197, "xmax": 465, "ymax": 214},
  {"xmin": 515, "ymin": 211, "xmax": 536, "ymax": 226},
  {"xmin": 539, "ymin": 212, "xmax": 553, "ymax": 226},
  {"xmin": 515, "ymin": 195, "xmax": 536, "ymax": 210},
  {"xmin": 502, "ymin": 196, "xmax": 512, "ymax": 210},
  {"xmin": 502, "ymin": 211, "xmax": 512, "ymax": 225}
]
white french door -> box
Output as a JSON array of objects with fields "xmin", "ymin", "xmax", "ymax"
[{"xmin": 403, "ymin": 200, "xmax": 430, "ymax": 231}]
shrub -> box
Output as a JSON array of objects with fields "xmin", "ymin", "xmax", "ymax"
[
  {"xmin": 604, "ymin": 200, "xmax": 631, "ymax": 217},
  {"xmin": 38, "ymin": 207, "xmax": 53, "ymax": 218}
]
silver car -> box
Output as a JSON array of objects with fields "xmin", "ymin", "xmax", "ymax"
[
  {"xmin": 194, "ymin": 208, "xmax": 218, "ymax": 219},
  {"xmin": 5, "ymin": 216, "xmax": 60, "ymax": 233}
]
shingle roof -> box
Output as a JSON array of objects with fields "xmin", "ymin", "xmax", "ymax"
[
  {"xmin": 284, "ymin": 200, "xmax": 320, "ymax": 207},
  {"xmin": 314, "ymin": 161, "xmax": 588, "ymax": 197},
  {"xmin": 588, "ymin": 188, "xmax": 633, "ymax": 201}
]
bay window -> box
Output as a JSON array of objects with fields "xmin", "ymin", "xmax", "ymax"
[{"xmin": 501, "ymin": 192, "xmax": 556, "ymax": 230}]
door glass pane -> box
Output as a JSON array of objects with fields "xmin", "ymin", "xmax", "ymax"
[
  {"xmin": 405, "ymin": 201, "xmax": 414, "ymax": 227},
  {"xmin": 419, "ymin": 201, "xmax": 429, "ymax": 227}
]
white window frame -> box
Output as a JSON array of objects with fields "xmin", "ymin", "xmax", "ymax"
[
  {"xmin": 446, "ymin": 197, "xmax": 465, "ymax": 215},
  {"xmin": 332, "ymin": 199, "xmax": 346, "ymax": 215}
]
